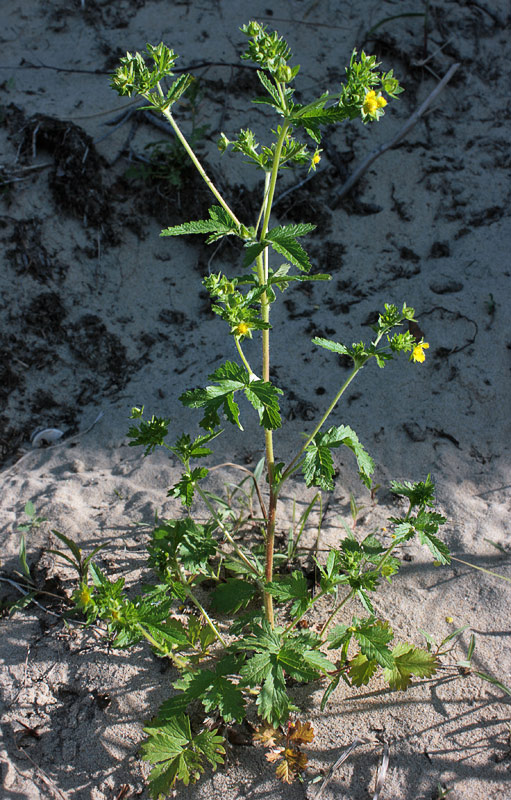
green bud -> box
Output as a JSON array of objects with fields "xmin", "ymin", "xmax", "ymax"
[{"xmin": 276, "ymin": 65, "xmax": 293, "ymax": 83}]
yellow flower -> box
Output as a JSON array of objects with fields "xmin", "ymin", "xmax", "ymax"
[
  {"xmin": 312, "ymin": 153, "xmax": 321, "ymax": 165},
  {"xmin": 411, "ymin": 341, "xmax": 429, "ymax": 363},
  {"xmin": 235, "ymin": 321, "xmax": 250, "ymax": 336},
  {"xmin": 445, "ymin": 616, "xmax": 454, "ymax": 624},
  {"xmin": 363, "ymin": 90, "xmax": 387, "ymax": 115},
  {"xmin": 78, "ymin": 586, "xmax": 92, "ymax": 606}
]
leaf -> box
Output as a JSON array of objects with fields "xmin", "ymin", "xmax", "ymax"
[
  {"xmin": 303, "ymin": 424, "xmax": 374, "ymax": 490},
  {"xmin": 383, "ymin": 643, "xmax": 438, "ymax": 690},
  {"xmin": 170, "ymin": 467, "xmax": 209, "ymax": 507},
  {"xmin": 352, "ymin": 618, "xmax": 394, "ymax": 669},
  {"xmin": 210, "ymin": 579, "xmax": 258, "ymax": 614},
  {"xmin": 165, "ymin": 73, "xmax": 194, "ymax": 106},
  {"xmin": 242, "ymin": 241, "xmax": 267, "ymax": 270},
  {"xmin": 142, "ymin": 715, "xmax": 225, "ymax": 797},
  {"xmin": 348, "ymin": 653, "xmax": 378, "ymax": 686},
  {"xmin": 253, "ymin": 722, "xmax": 284, "ymax": 747},
  {"xmin": 311, "ymin": 337, "xmax": 351, "ymax": 356},
  {"xmin": 327, "ymin": 624, "xmax": 352, "ymax": 651},
  {"xmin": 244, "ymin": 380, "xmax": 283, "ymax": 430},
  {"xmin": 288, "ymin": 720, "xmax": 314, "ymax": 744},
  {"xmin": 266, "ymin": 224, "xmax": 315, "ymax": 272},
  {"xmin": 414, "ymin": 510, "xmax": 450, "ymax": 564},
  {"xmin": 390, "ymin": 475, "xmax": 436, "ymax": 509},
  {"xmin": 257, "ymin": 659, "xmax": 289, "ymax": 726},
  {"xmin": 276, "ymin": 748, "xmax": 308, "ymax": 783},
  {"xmin": 257, "ymin": 70, "xmax": 282, "ymax": 106},
  {"xmin": 265, "ymin": 571, "xmax": 310, "ymax": 617},
  {"xmin": 161, "ymin": 205, "xmax": 239, "ymax": 243}
]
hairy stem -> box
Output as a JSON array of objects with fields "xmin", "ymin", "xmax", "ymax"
[
  {"xmin": 196, "ymin": 485, "xmax": 261, "ymax": 577},
  {"xmin": 155, "ymin": 100, "xmax": 242, "ymax": 230},
  {"xmin": 320, "ymin": 588, "xmax": 356, "ymax": 638}
]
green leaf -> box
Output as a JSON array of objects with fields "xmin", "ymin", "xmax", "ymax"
[
  {"xmin": 383, "ymin": 643, "xmax": 438, "ymax": 690},
  {"xmin": 244, "ymin": 380, "xmax": 283, "ymax": 430},
  {"xmin": 390, "ymin": 475, "xmax": 436, "ymax": 509},
  {"xmin": 165, "ymin": 73, "xmax": 194, "ymax": 107},
  {"xmin": 258, "ymin": 659, "xmax": 290, "ymax": 726},
  {"xmin": 303, "ymin": 425, "xmax": 374, "ymax": 490},
  {"xmin": 169, "ymin": 467, "xmax": 209, "ymax": 508},
  {"xmin": 348, "ymin": 653, "xmax": 378, "ymax": 686},
  {"xmin": 327, "ymin": 624, "xmax": 352, "ymax": 651},
  {"xmin": 265, "ymin": 571, "xmax": 311, "ymax": 618},
  {"xmin": 311, "ymin": 337, "xmax": 351, "ymax": 357},
  {"xmin": 161, "ymin": 205, "xmax": 239, "ymax": 243},
  {"xmin": 266, "ymin": 224, "xmax": 315, "ymax": 272},
  {"xmin": 142, "ymin": 715, "xmax": 225, "ymax": 796},
  {"xmin": 352, "ymin": 618, "xmax": 394, "ymax": 669},
  {"xmin": 256, "ymin": 70, "xmax": 282, "ymax": 107},
  {"xmin": 414, "ymin": 510, "xmax": 450, "ymax": 564},
  {"xmin": 210, "ymin": 579, "xmax": 258, "ymax": 614}
]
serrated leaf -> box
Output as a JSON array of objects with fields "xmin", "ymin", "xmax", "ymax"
[
  {"xmin": 258, "ymin": 659, "xmax": 289, "ymax": 725},
  {"xmin": 265, "ymin": 571, "xmax": 310, "ymax": 617},
  {"xmin": 266, "ymin": 225, "xmax": 315, "ymax": 272},
  {"xmin": 161, "ymin": 205, "xmax": 239, "ymax": 243},
  {"xmin": 142, "ymin": 714, "xmax": 225, "ymax": 796},
  {"xmin": 244, "ymin": 380, "xmax": 283, "ymax": 430},
  {"xmin": 253, "ymin": 722, "xmax": 283, "ymax": 747},
  {"xmin": 327, "ymin": 624, "xmax": 352, "ymax": 650},
  {"xmin": 348, "ymin": 653, "xmax": 378, "ymax": 686},
  {"xmin": 210, "ymin": 579, "xmax": 258, "ymax": 614},
  {"xmin": 311, "ymin": 337, "xmax": 351, "ymax": 356},
  {"xmin": 256, "ymin": 70, "xmax": 282, "ymax": 106},
  {"xmin": 276, "ymin": 748, "xmax": 308, "ymax": 783},
  {"xmin": 383, "ymin": 643, "xmax": 438, "ymax": 690},
  {"xmin": 242, "ymin": 241, "xmax": 267, "ymax": 270},
  {"xmin": 302, "ymin": 443, "xmax": 334, "ymax": 490},
  {"xmin": 288, "ymin": 719, "xmax": 314, "ymax": 744},
  {"xmin": 352, "ymin": 618, "xmax": 394, "ymax": 669}
]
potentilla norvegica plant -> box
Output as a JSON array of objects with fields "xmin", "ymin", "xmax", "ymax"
[{"xmin": 74, "ymin": 22, "xmax": 450, "ymax": 795}]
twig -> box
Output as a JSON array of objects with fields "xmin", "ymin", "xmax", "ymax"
[
  {"xmin": 0, "ymin": 577, "xmax": 62, "ymax": 617},
  {"xmin": 13, "ymin": 742, "xmax": 68, "ymax": 800},
  {"xmin": 373, "ymin": 741, "xmax": 390, "ymax": 800},
  {"xmin": 314, "ymin": 738, "xmax": 363, "ymax": 799},
  {"xmin": 335, "ymin": 62, "xmax": 460, "ymax": 201}
]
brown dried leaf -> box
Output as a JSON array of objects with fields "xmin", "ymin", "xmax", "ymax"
[
  {"xmin": 265, "ymin": 748, "xmax": 284, "ymax": 763},
  {"xmin": 288, "ymin": 719, "xmax": 314, "ymax": 745},
  {"xmin": 254, "ymin": 722, "xmax": 283, "ymax": 748},
  {"xmin": 275, "ymin": 748, "xmax": 308, "ymax": 783}
]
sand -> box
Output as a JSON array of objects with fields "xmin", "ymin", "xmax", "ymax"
[{"xmin": 0, "ymin": 1, "xmax": 510, "ymax": 798}]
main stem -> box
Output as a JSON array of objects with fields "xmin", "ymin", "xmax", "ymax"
[{"xmin": 259, "ymin": 120, "xmax": 290, "ymax": 627}]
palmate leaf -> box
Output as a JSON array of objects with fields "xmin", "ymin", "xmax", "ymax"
[
  {"xmin": 383, "ymin": 643, "xmax": 438, "ymax": 690},
  {"xmin": 257, "ymin": 659, "xmax": 290, "ymax": 726},
  {"xmin": 159, "ymin": 656, "xmax": 246, "ymax": 723},
  {"xmin": 169, "ymin": 466, "xmax": 209, "ymax": 507},
  {"xmin": 180, "ymin": 362, "xmax": 282, "ymax": 432},
  {"xmin": 265, "ymin": 570, "xmax": 311, "ymax": 617},
  {"xmin": 142, "ymin": 714, "xmax": 225, "ymax": 797}
]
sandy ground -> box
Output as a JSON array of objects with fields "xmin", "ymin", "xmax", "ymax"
[{"xmin": 1, "ymin": 1, "xmax": 510, "ymax": 798}]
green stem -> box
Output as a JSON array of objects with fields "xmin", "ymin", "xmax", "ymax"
[
  {"xmin": 173, "ymin": 561, "xmax": 228, "ymax": 646},
  {"xmin": 257, "ymin": 131, "xmax": 291, "ymax": 628},
  {"xmin": 235, "ymin": 337, "xmax": 255, "ymax": 378},
  {"xmin": 196, "ymin": 485, "xmax": 261, "ymax": 578},
  {"xmin": 319, "ymin": 588, "xmax": 356, "ymax": 638},
  {"xmin": 154, "ymin": 99, "xmax": 242, "ymax": 230},
  {"xmin": 280, "ymin": 364, "xmax": 362, "ymax": 487}
]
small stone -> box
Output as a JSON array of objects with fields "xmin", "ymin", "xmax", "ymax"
[{"xmin": 430, "ymin": 280, "xmax": 463, "ymax": 294}]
